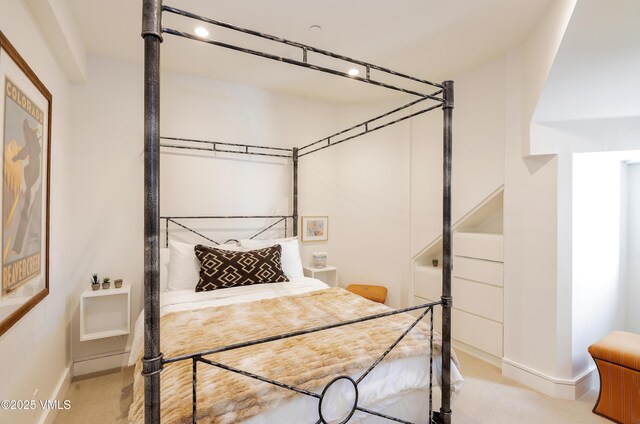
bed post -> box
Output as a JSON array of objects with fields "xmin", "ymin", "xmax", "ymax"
[
  {"xmin": 142, "ymin": 1, "xmax": 163, "ymax": 423},
  {"xmin": 438, "ymin": 80, "xmax": 454, "ymax": 424},
  {"xmin": 292, "ymin": 147, "xmax": 299, "ymax": 237}
]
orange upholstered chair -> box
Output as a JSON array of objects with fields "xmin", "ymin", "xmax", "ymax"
[
  {"xmin": 588, "ymin": 331, "xmax": 640, "ymax": 424},
  {"xmin": 345, "ymin": 284, "xmax": 387, "ymax": 304}
]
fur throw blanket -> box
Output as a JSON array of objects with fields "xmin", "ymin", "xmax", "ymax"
[{"xmin": 129, "ymin": 288, "xmax": 442, "ymax": 424}]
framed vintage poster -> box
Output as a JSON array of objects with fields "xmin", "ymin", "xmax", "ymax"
[
  {"xmin": 301, "ymin": 216, "xmax": 328, "ymax": 242},
  {"xmin": 0, "ymin": 32, "xmax": 51, "ymax": 337}
]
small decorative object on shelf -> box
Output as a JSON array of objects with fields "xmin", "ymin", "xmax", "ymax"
[
  {"xmin": 114, "ymin": 278, "xmax": 123, "ymax": 289},
  {"xmin": 432, "ymin": 258, "xmax": 439, "ymax": 267},
  {"xmin": 102, "ymin": 277, "xmax": 111, "ymax": 290},
  {"xmin": 90, "ymin": 274, "xmax": 100, "ymax": 291},
  {"xmin": 312, "ymin": 252, "xmax": 327, "ymax": 268}
]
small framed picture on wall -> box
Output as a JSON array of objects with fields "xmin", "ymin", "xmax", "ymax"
[{"xmin": 301, "ymin": 216, "xmax": 328, "ymax": 242}]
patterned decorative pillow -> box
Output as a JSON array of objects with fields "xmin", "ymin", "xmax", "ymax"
[{"xmin": 194, "ymin": 244, "xmax": 289, "ymax": 292}]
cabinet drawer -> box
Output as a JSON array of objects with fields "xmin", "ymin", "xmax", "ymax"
[
  {"xmin": 414, "ymin": 266, "xmax": 441, "ymax": 300},
  {"xmin": 452, "ymin": 309, "xmax": 503, "ymax": 358},
  {"xmin": 453, "ymin": 277, "xmax": 503, "ymax": 322},
  {"xmin": 453, "ymin": 256, "xmax": 503, "ymax": 287},
  {"xmin": 454, "ymin": 232, "xmax": 503, "ymax": 262},
  {"xmin": 415, "ymin": 295, "xmax": 502, "ymax": 359}
]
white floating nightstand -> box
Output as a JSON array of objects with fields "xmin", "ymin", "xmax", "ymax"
[
  {"xmin": 303, "ymin": 266, "xmax": 337, "ymax": 287},
  {"xmin": 80, "ymin": 284, "xmax": 130, "ymax": 341}
]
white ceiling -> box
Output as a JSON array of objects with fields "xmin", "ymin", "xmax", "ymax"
[
  {"xmin": 69, "ymin": 0, "xmax": 552, "ymax": 103},
  {"xmin": 534, "ymin": 0, "xmax": 640, "ymax": 122}
]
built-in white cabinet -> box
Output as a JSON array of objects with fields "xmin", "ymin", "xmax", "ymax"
[
  {"xmin": 451, "ymin": 231, "xmax": 504, "ymax": 362},
  {"xmin": 412, "ymin": 187, "xmax": 504, "ymax": 366},
  {"xmin": 414, "ymin": 232, "xmax": 504, "ymax": 365},
  {"xmin": 80, "ymin": 285, "xmax": 130, "ymax": 341}
]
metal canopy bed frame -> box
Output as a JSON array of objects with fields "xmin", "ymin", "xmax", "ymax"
[{"xmin": 141, "ymin": 1, "xmax": 454, "ymax": 423}]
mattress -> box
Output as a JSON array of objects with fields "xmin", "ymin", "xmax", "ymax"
[{"xmin": 129, "ymin": 278, "xmax": 463, "ymax": 423}]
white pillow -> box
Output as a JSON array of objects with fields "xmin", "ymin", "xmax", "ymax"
[
  {"xmin": 160, "ymin": 248, "xmax": 170, "ymax": 292},
  {"xmin": 240, "ymin": 237, "xmax": 304, "ymax": 279},
  {"xmin": 168, "ymin": 239, "xmax": 242, "ymax": 291}
]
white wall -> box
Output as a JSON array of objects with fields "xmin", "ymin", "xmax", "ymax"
[
  {"xmin": 305, "ymin": 101, "xmax": 412, "ymax": 307},
  {"xmin": 501, "ymin": 0, "xmax": 582, "ymax": 398},
  {"xmin": 296, "ymin": 140, "xmax": 339, "ymax": 271},
  {"xmin": 23, "ymin": 0, "xmax": 87, "ymax": 83},
  {"xmin": 410, "ymin": 55, "xmax": 505, "ymax": 259},
  {"xmin": 0, "ymin": 1, "xmax": 74, "ymax": 423},
  {"xmin": 523, "ymin": 0, "xmax": 577, "ymax": 156},
  {"xmin": 503, "ymin": 46, "xmax": 561, "ymax": 379},
  {"xmin": 516, "ymin": 0, "xmax": 578, "ymax": 384},
  {"xmin": 68, "ymin": 55, "xmax": 144, "ymax": 364},
  {"xmin": 572, "ymin": 153, "xmax": 627, "ymax": 374},
  {"xmin": 626, "ymin": 163, "xmax": 640, "ymax": 333}
]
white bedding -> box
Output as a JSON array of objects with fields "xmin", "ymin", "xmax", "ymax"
[{"xmin": 129, "ymin": 277, "xmax": 463, "ymax": 422}]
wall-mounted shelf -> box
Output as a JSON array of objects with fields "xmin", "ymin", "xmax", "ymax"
[
  {"xmin": 80, "ymin": 285, "xmax": 130, "ymax": 342},
  {"xmin": 304, "ymin": 266, "xmax": 338, "ymax": 287}
]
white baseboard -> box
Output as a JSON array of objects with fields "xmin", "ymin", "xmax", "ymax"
[
  {"xmin": 38, "ymin": 364, "xmax": 72, "ymax": 424},
  {"xmin": 73, "ymin": 351, "xmax": 130, "ymax": 377},
  {"xmin": 502, "ymin": 357, "xmax": 597, "ymax": 400}
]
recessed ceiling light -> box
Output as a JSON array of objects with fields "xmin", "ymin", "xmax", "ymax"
[
  {"xmin": 348, "ymin": 68, "xmax": 360, "ymax": 77},
  {"xmin": 194, "ymin": 27, "xmax": 209, "ymax": 38},
  {"xmin": 309, "ymin": 25, "xmax": 322, "ymax": 31}
]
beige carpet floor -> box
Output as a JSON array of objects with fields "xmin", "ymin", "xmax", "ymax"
[
  {"xmin": 452, "ymin": 352, "xmax": 607, "ymax": 423},
  {"xmin": 55, "ymin": 367, "xmax": 133, "ymax": 424},
  {"xmin": 55, "ymin": 351, "xmax": 608, "ymax": 423}
]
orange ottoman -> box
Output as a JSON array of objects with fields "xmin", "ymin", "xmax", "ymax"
[
  {"xmin": 345, "ymin": 284, "xmax": 387, "ymax": 304},
  {"xmin": 588, "ymin": 331, "xmax": 640, "ymax": 424}
]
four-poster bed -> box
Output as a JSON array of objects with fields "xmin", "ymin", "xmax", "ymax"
[{"xmin": 140, "ymin": 1, "xmax": 455, "ymax": 423}]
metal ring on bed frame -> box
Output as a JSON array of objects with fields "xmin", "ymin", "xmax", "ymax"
[
  {"xmin": 141, "ymin": 353, "xmax": 164, "ymax": 377},
  {"xmin": 318, "ymin": 376, "xmax": 359, "ymax": 424}
]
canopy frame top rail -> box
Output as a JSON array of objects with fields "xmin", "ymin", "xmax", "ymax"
[
  {"xmin": 160, "ymin": 136, "xmax": 294, "ymax": 158},
  {"xmin": 162, "ymin": 5, "xmax": 444, "ymax": 99}
]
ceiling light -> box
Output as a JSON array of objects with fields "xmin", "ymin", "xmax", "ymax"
[
  {"xmin": 194, "ymin": 27, "xmax": 209, "ymax": 38},
  {"xmin": 348, "ymin": 68, "xmax": 360, "ymax": 77},
  {"xmin": 309, "ymin": 25, "xmax": 322, "ymax": 31}
]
